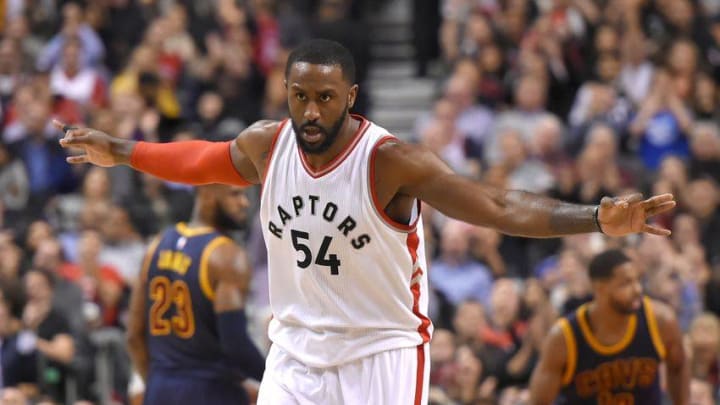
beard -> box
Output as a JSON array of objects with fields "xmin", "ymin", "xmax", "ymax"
[
  {"xmin": 609, "ymin": 297, "xmax": 639, "ymax": 315},
  {"xmin": 213, "ymin": 201, "xmax": 246, "ymax": 233},
  {"xmin": 292, "ymin": 105, "xmax": 348, "ymax": 155}
]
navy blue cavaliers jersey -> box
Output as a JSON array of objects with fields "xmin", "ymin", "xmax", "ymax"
[
  {"xmin": 145, "ymin": 223, "xmax": 237, "ymax": 379},
  {"xmin": 556, "ymin": 297, "xmax": 665, "ymax": 405}
]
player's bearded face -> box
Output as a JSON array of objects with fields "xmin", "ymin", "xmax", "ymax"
[
  {"xmin": 608, "ymin": 282, "xmax": 642, "ymax": 314},
  {"xmin": 293, "ymin": 103, "xmax": 348, "ymax": 155},
  {"xmin": 214, "ymin": 190, "xmax": 249, "ymax": 231},
  {"xmin": 609, "ymin": 294, "xmax": 638, "ymax": 315}
]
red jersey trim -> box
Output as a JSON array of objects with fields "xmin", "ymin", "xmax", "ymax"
[
  {"xmin": 368, "ymin": 136, "xmax": 421, "ymax": 233},
  {"xmin": 407, "ymin": 230, "xmax": 431, "ymax": 344},
  {"xmin": 260, "ymin": 119, "xmax": 288, "ymax": 195},
  {"xmin": 414, "ymin": 344, "xmax": 426, "ymax": 405},
  {"xmin": 298, "ymin": 115, "xmax": 370, "ymax": 179},
  {"xmin": 226, "ymin": 142, "xmax": 252, "ymax": 187}
]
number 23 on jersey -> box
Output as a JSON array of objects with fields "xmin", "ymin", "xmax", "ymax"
[{"xmin": 149, "ymin": 276, "xmax": 196, "ymax": 338}]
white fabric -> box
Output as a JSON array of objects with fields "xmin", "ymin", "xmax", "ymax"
[
  {"xmin": 49, "ymin": 67, "xmax": 99, "ymax": 105},
  {"xmin": 257, "ymin": 343, "xmax": 429, "ymax": 405},
  {"xmin": 260, "ymin": 116, "xmax": 432, "ymax": 368}
]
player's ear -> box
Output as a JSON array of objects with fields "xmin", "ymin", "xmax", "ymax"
[{"xmin": 348, "ymin": 84, "xmax": 359, "ymax": 109}]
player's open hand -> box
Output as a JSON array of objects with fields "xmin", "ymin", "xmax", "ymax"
[
  {"xmin": 597, "ymin": 193, "xmax": 676, "ymax": 237},
  {"xmin": 54, "ymin": 120, "xmax": 133, "ymax": 167}
]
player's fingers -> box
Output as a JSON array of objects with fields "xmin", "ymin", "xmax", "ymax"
[
  {"xmin": 599, "ymin": 196, "xmax": 615, "ymax": 208},
  {"xmin": 52, "ymin": 119, "xmax": 67, "ymax": 131},
  {"xmin": 622, "ymin": 193, "xmax": 644, "ymax": 204},
  {"xmin": 641, "ymin": 193, "xmax": 675, "ymax": 208},
  {"xmin": 646, "ymin": 201, "xmax": 676, "ymax": 217},
  {"xmin": 54, "ymin": 119, "xmax": 85, "ymax": 136},
  {"xmin": 643, "ymin": 223, "xmax": 671, "ymax": 236},
  {"xmin": 66, "ymin": 155, "xmax": 89, "ymax": 164},
  {"xmin": 59, "ymin": 135, "xmax": 90, "ymax": 147}
]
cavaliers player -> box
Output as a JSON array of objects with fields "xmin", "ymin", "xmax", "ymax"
[
  {"xmin": 529, "ymin": 249, "xmax": 689, "ymax": 404},
  {"xmin": 126, "ymin": 185, "xmax": 265, "ymax": 405},
  {"xmin": 57, "ymin": 39, "xmax": 676, "ymax": 404}
]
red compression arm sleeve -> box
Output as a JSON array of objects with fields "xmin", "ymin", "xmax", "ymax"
[{"xmin": 129, "ymin": 141, "xmax": 251, "ymax": 186}]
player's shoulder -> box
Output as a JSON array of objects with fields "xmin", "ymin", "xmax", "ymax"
[
  {"xmin": 206, "ymin": 237, "xmax": 250, "ymax": 283},
  {"xmin": 233, "ymin": 120, "xmax": 287, "ymax": 164},
  {"xmin": 537, "ymin": 318, "xmax": 572, "ymax": 367},
  {"xmin": 372, "ymin": 136, "xmax": 437, "ymax": 168},
  {"xmin": 546, "ymin": 317, "xmax": 575, "ymax": 351},
  {"xmin": 644, "ymin": 297, "xmax": 677, "ymax": 327},
  {"xmin": 237, "ymin": 120, "xmax": 283, "ymax": 142},
  {"xmin": 371, "ymin": 135, "xmax": 454, "ymax": 191}
]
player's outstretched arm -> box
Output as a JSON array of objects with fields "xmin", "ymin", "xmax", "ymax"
[
  {"xmin": 379, "ymin": 141, "xmax": 676, "ymax": 237},
  {"xmin": 209, "ymin": 241, "xmax": 266, "ymax": 382},
  {"xmin": 652, "ymin": 300, "xmax": 689, "ymax": 405},
  {"xmin": 528, "ymin": 324, "xmax": 568, "ymax": 405},
  {"xmin": 55, "ymin": 119, "xmax": 280, "ymax": 187}
]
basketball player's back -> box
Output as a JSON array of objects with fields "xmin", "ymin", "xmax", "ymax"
[{"xmin": 142, "ymin": 223, "xmax": 249, "ymax": 405}]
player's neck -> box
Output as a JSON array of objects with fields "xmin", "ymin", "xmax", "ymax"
[
  {"xmin": 187, "ymin": 210, "xmax": 214, "ymax": 230},
  {"xmin": 303, "ymin": 116, "xmax": 360, "ymax": 169},
  {"xmin": 587, "ymin": 302, "xmax": 633, "ymax": 333}
]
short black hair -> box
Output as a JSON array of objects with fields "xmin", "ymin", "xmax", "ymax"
[
  {"xmin": 26, "ymin": 268, "xmax": 57, "ymax": 289},
  {"xmin": 588, "ymin": 249, "xmax": 631, "ymax": 281},
  {"xmin": 285, "ymin": 39, "xmax": 356, "ymax": 83}
]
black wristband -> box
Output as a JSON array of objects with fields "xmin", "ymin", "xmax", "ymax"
[{"xmin": 594, "ymin": 205, "xmax": 604, "ymax": 234}]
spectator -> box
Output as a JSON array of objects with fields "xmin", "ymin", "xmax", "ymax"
[
  {"xmin": 36, "ymin": 2, "xmax": 106, "ymax": 72},
  {"xmin": 430, "ymin": 220, "xmax": 494, "ymax": 309},
  {"xmin": 0, "ymin": 38, "xmax": 27, "ymax": 105},
  {"xmin": 684, "ymin": 178, "xmax": 720, "ymax": 265},
  {"xmin": 98, "ymin": 206, "xmax": 146, "ymax": 284},
  {"xmin": 0, "ymin": 141, "xmax": 29, "ymax": 213},
  {"xmin": 49, "ymin": 37, "xmax": 108, "ymax": 111},
  {"xmin": 686, "ymin": 313, "xmax": 720, "ymax": 390},
  {"xmin": 629, "ymin": 70, "xmax": 693, "ymax": 170},
  {"xmin": 0, "ymin": 299, "xmax": 36, "ymax": 389},
  {"xmin": 485, "ymin": 75, "xmax": 549, "ymax": 165},
  {"xmin": 689, "ymin": 122, "xmax": 720, "ymax": 183},
  {"xmin": 21, "ymin": 269, "xmax": 75, "ymax": 403}
]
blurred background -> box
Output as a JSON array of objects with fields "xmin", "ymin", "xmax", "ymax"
[{"xmin": 0, "ymin": 0, "xmax": 719, "ymax": 404}]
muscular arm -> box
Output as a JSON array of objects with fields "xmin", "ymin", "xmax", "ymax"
[
  {"xmin": 58, "ymin": 120, "xmax": 280, "ymax": 187},
  {"xmin": 126, "ymin": 240, "xmax": 156, "ymax": 381},
  {"xmin": 529, "ymin": 324, "xmax": 569, "ymax": 405},
  {"xmin": 375, "ymin": 141, "xmax": 674, "ymax": 237},
  {"xmin": 209, "ymin": 242, "xmax": 266, "ymax": 381},
  {"xmin": 653, "ymin": 300, "xmax": 689, "ymax": 405}
]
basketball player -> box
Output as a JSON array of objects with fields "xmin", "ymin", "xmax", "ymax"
[
  {"xmin": 529, "ymin": 249, "xmax": 689, "ymax": 404},
  {"xmin": 126, "ymin": 185, "xmax": 265, "ymax": 405},
  {"xmin": 57, "ymin": 39, "xmax": 676, "ymax": 404}
]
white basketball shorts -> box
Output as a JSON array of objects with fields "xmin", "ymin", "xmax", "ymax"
[{"xmin": 257, "ymin": 343, "xmax": 430, "ymax": 405}]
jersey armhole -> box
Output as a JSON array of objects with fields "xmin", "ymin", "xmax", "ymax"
[
  {"xmin": 198, "ymin": 236, "xmax": 233, "ymax": 301},
  {"xmin": 643, "ymin": 297, "xmax": 667, "ymax": 360},
  {"xmin": 368, "ymin": 135, "xmax": 421, "ymax": 233},
  {"xmin": 558, "ymin": 318, "xmax": 577, "ymax": 386},
  {"xmin": 140, "ymin": 236, "xmax": 162, "ymax": 282}
]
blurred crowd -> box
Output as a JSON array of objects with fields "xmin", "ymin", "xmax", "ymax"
[
  {"xmin": 0, "ymin": 0, "xmax": 374, "ymax": 403},
  {"xmin": 416, "ymin": 0, "xmax": 720, "ymax": 404},
  {"xmin": 0, "ymin": 0, "xmax": 718, "ymax": 404}
]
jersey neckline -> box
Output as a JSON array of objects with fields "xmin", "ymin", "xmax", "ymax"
[
  {"xmin": 176, "ymin": 223, "xmax": 215, "ymax": 237},
  {"xmin": 297, "ymin": 114, "xmax": 370, "ymax": 179},
  {"xmin": 576, "ymin": 304, "xmax": 638, "ymax": 355}
]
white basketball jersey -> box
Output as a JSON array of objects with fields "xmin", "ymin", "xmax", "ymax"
[{"xmin": 260, "ymin": 116, "xmax": 433, "ymax": 368}]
